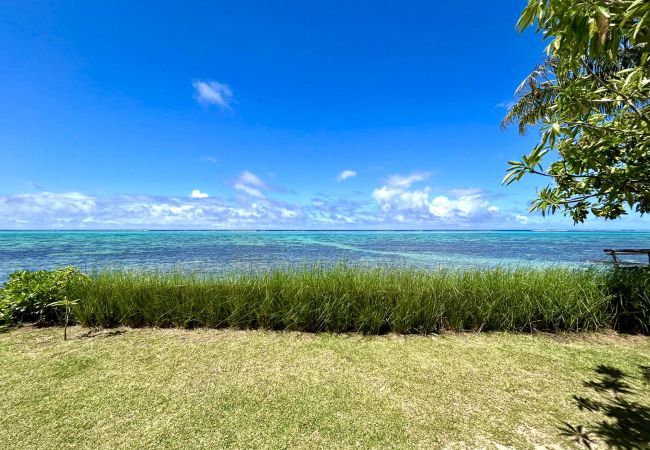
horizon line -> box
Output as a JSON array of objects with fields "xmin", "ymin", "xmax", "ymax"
[{"xmin": 1, "ymin": 228, "xmax": 649, "ymax": 233}]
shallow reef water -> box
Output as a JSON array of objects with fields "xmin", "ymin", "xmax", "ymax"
[{"xmin": 0, "ymin": 230, "xmax": 648, "ymax": 281}]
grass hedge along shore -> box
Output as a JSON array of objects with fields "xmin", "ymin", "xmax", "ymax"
[
  {"xmin": 0, "ymin": 265, "xmax": 650, "ymax": 334},
  {"xmin": 2, "ymin": 265, "xmax": 648, "ymax": 334}
]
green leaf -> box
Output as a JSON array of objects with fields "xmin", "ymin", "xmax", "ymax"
[
  {"xmin": 516, "ymin": 3, "xmax": 538, "ymax": 32},
  {"xmin": 596, "ymin": 5, "xmax": 610, "ymax": 19}
]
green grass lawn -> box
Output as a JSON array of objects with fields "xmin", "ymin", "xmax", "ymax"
[{"xmin": 1, "ymin": 327, "xmax": 648, "ymax": 449}]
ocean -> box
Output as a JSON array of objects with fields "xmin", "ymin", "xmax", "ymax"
[{"xmin": 0, "ymin": 230, "xmax": 648, "ymax": 280}]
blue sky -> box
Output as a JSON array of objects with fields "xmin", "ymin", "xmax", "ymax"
[{"xmin": 1, "ymin": 1, "xmax": 647, "ymax": 230}]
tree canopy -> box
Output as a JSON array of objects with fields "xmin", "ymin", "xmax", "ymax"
[{"xmin": 503, "ymin": 0, "xmax": 650, "ymax": 223}]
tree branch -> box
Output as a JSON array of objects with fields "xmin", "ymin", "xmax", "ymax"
[{"xmin": 581, "ymin": 59, "xmax": 650, "ymax": 128}]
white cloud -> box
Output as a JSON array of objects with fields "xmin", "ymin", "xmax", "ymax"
[
  {"xmin": 280, "ymin": 208, "xmax": 299, "ymax": 218},
  {"xmin": 1, "ymin": 174, "xmax": 615, "ymax": 230},
  {"xmin": 372, "ymin": 173, "xmax": 499, "ymax": 223},
  {"xmin": 192, "ymin": 80, "xmax": 233, "ymax": 109},
  {"xmin": 308, "ymin": 197, "xmax": 375, "ymax": 226},
  {"xmin": 0, "ymin": 192, "xmax": 96, "ymax": 216},
  {"xmin": 238, "ymin": 171, "xmax": 267, "ymax": 189},
  {"xmin": 371, "ymin": 172, "xmax": 431, "ymax": 205},
  {"xmin": 386, "ymin": 172, "xmax": 430, "ymax": 187},
  {"xmin": 190, "ymin": 189, "xmax": 209, "ymax": 198},
  {"xmin": 515, "ymin": 214, "xmax": 530, "ymax": 224},
  {"xmin": 234, "ymin": 183, "xmax": 264, "ymax": 199},
  {"xmin": 0, "ymin": 191, "xmax": 307, "ymax": 229},
  {"xmin": 337, "ymin": 170, "xmax": 357, "ymax": 181},
  {"xmin": 234, "ymin": 171, "xmax": 270, "ymax": 199},
  {"xmin": 0, "ymin": 188, "xmax": 642, "ymax": 230},
  {"xmin": 201, "ymin": 156, "xmax": 218, "ymax": 164}
]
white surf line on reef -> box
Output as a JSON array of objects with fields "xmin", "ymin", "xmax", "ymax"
[{"xmin": 297, "ymin": 237, "xmax": 561, "ymax": 268}]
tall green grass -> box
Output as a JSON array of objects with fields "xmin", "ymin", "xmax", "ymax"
[
  {"xmin": 71, "ymin": 266, "xmax": 612, "ymax": 333},
  {"xmin": 605, "ymin": 268, "xmax": 650, "ymax": 333}
]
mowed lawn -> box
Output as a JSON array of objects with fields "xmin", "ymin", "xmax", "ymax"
[{"xmin": 1, "ymin": 327, "xmax": 648, "ymax": 449}]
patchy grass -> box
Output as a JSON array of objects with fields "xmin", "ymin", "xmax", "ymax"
[{"xmin": 0, "ymin": 327, "xmax": 648, "ymax": 449}]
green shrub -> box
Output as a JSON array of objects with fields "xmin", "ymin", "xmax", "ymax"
[
  {"xmin": 0, "ymin": 267, "xmax": 89, "ymax": 326},
  {"xmin": 605, "ymin": 268, "xmax": 650, "ymax": 334}
]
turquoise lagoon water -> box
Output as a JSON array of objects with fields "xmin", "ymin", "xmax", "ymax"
[{"xmin": 0, "ymin": 230, "xmax": 648, "ymax": 281}]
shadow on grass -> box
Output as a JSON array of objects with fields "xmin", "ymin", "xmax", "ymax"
[
  {"xmin": 78, "ymin": 328, "xmax": 128, "ymax": 339},
  {"xmin": 560, "ymin": 364, "xmax": 650, "ymax": 449}
]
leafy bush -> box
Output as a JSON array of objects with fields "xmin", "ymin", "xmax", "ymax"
[
  {"xmin": 0, "ymin": 267, "xmax": 89, "ymax": 326},
  {"xmin": 605, "ymin": 268, "xmax": 650, "ymax": 334}
]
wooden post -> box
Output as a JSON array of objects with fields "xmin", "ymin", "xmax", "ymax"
[{"xmin": 603, "ymin": 249, "xmax": 650, "ymax": 268}]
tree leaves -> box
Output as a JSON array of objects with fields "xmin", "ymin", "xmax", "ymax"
[{"xmin": 504, "ymin": 0, "xmax": 650, "ymax": 223}]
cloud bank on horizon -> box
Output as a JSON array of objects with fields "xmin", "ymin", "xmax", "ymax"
[
  {"xmin": 3, "ymin": 170, "xmax": 645, "ymax": 230},
  {"xmin": 0, "ymin": 170, "xmax": 531, "ymax": 229}
]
